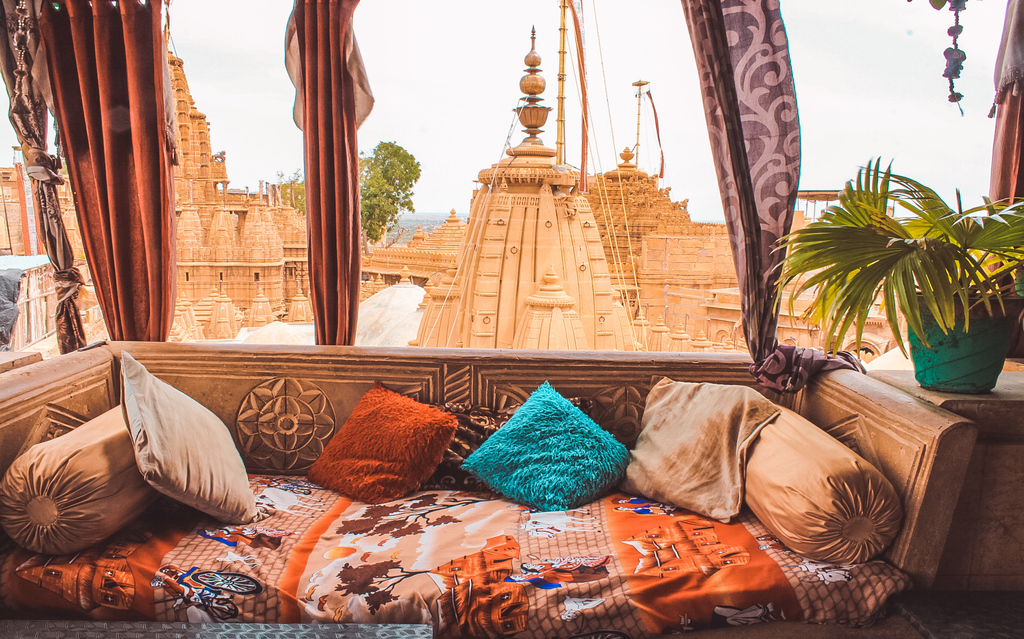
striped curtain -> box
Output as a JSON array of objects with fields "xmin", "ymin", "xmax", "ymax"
[{"xmin": 287, "ymin": 0, "xmax": 373, "ymax": 346}]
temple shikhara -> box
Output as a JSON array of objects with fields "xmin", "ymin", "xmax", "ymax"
[
  {"xmin": 166, "ymin": 49, "xmax": 313, "ymax": 340},
  {"xmin": 410, "ymin": 35, "xmax": 634, "ymax": 351}
]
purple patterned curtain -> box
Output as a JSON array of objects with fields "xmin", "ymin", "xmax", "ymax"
[
  {"xmin": 681, "ymin": 0, "xmax": 799, "ymax": 362},
  {"xmin": 681, "ymin": 0, "xmax": 857, "ymax": 391}
]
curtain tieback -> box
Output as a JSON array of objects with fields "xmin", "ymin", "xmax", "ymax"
[
  {"xmin": 21, "ymin": 144, "xmax": 64, "ymax": 185},
  {"xmin": 750, "ymin": 344, "xmax": 864, "ymax": 394},
  {"xmin": 54, "ymin": 268, "xmax": 84, "ymax": 305}
]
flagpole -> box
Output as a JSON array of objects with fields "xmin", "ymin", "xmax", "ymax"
[
  {"xmin": 556, "ymin": 0, "xmax": 568, "ymax": 166},
  {"xmin": 632, "ymin": 79, "xmax": 649, "ymax": 165}
]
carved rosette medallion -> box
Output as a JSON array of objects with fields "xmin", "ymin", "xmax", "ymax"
[{"xmin": 236, "ymin": 378, "xmax": 336, "ymax": 472}]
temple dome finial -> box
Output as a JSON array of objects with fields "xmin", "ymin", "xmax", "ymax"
[
  {"xmin": 520, "ymin": 30, "xmax": 545, "ymax": 98},
  {"xmin": 511, "ymin": 28, "xmax": 554, "ymax": 156},
  {"xmin": 619, "ymin": 147, "xmax": 636, "ymax": 168},
  {"xmin": 524, "ymin": 26, "xmax": 542, "ymax": 71}
]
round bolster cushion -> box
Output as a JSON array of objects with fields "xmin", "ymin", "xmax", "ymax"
[
  {"xmin": 745, "ymin": 407, "xmax": 903, "ymax": 565},
  {"xmin": 0, "ymin": 406, "xmax": 157, "ymax": 555}
]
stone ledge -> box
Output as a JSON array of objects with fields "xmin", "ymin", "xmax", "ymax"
[
  {"xmin": 0, "ymin": 352, "xmax": 42, "ymax": 375},
  {"xmin": 869, "ymin": 370, "xmax": 1024, "ymax": 443}
]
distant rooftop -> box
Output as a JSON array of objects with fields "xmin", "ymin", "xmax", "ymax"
[
  {"xmin": 0, "ymin": 255, "xmax": 50, "ymax": 271},
  {"xmin": 796, "ymin": 190, "xmax": 841, "ymax": 201}
]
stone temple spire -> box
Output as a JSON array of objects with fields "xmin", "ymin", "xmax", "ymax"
[
  {"xmin": 412, "ymin": 32, "xmax": 635, "ymax": 351},
  {"xmin": 513, "ymin": 268, "xmax": 588, "ymax": 350}
]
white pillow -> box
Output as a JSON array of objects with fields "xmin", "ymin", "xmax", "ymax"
[{"xmin": 121, "ymin": 351, "xmax": 257, "ymax": 523}]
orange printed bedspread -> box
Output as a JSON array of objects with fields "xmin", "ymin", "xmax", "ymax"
[{"xmin": 0, "ymin": 475, "xmax": 910, "ymax": 636}]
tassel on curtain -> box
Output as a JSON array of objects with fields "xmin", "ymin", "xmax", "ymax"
[
  {"xmin": 681, "ymin": 0, "xmax": 858, "ymax": 392},
  {"xmin": 0, "ymin": 0, "xmax": 85, "ymax": 353},
  {"xmin": 286, "ymin": 0, "xmax": 373, "ymax": 346},
  {"xmin": 39, "ymin": 0, "xmax": 177, "ymax": 342}
]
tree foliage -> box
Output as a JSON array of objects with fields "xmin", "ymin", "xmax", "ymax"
[
  {"xmin": 777, "ymin": 159, "xmax": 1024, "ymax": 356},
  {"xmin": 276, "ymin": 169, "xmax": 306, "ymax": 215},
  {"xmin": 360, "ymin": 142, "xmax": 421, "ymax": 244}
]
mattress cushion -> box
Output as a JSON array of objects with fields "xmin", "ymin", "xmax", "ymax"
[
  {"xmin": 745, "ymin": 407, "xmax": 903, "ymax": 564},
  {"xmin": 0, "ymin": 406, "xmax": 157, "ymax": 554}
]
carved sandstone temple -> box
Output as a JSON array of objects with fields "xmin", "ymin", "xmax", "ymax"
[
  {"xmin": 411, "ymin": 35, "xmax": 637, "ymax": 351},
  {"xmin": 56, "ymin": 49, "xmax": 314, "ymax": 342},
  {"xmin": 362, "ymin": 209, "xmax": 465, "ymax": 285},
  {"xmin": 586, "ymin": 148, "xmax": 736, "ymax": 326},
  {"xmin": 168, "ymin": 49, "xmax": 312, "ymax": 333}
]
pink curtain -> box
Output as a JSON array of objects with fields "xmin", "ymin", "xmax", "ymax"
[{"xmin": 681, "ymin": 0, "xmax": 858, "ymax": 392}]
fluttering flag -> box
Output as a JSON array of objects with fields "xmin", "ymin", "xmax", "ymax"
[
  {"xmin": 568, "ymin": 0, "xmax": 588, "ymax": 193},
  {"xmin": 646, "ymin": 90, "xmax": 665, "ymax": 179}
]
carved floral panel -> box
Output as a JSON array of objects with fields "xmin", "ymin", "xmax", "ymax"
[{"xmin": 236, "ymin": 378, "xmax": 336, "ymax": 473}]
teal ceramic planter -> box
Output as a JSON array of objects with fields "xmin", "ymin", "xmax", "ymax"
[{"xmin": 908, "ymin": 299, "xmax": 1024, "ymax": 394}]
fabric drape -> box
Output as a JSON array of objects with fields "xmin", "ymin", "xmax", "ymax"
[
  {"xmin": 0, "ymin": 0, "xmax": 84, "ymax": 353},
  {"xmin": 568, "ymin": 0, "xmax": 588, "ymax": 193},
  {"xmin": 682, "ymin": 0, "xmax": 856, "ymax": 392},
  {"xmin": 40, "ymin": 0, "xmax": 176, "ymax": 342},
  {"xmin": 749, "ymin": 345, "xmax": 865, "ymax": 394},
  {"xmin": 646, "ymin": 90, "xmax": 665, "ymax": 179},
  {"xmin": 992, "ymin": 0, "xmax": 1024, "ymax": 202},
  {"xmin": 288, "ymin": 0, "xmax": 372, "ymax": 345},
  {"xmin": 991, "ymin": 0, "xmax": 1024, "ymax": 356},
  {"xmin": 680, "ymin": 0, "xmax": 800, "ymax": 364},
  {"xmin": 991, "ymin": 90, "xmax": 1024, "ymax": 203}
]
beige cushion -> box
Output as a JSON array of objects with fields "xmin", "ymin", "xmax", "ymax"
[
  {"xmin": 745, "ymin": 407, "xmax": 903, "ymax": 564},
  {"xmin": 121, "ymin": 351, "xmax": 257, "ymax": 523},
  {"xmin": 0, "ymin": 407, "xmax": 157, "ymax": 554},
  {"xmin": 621, "ymin": 379, "xmax": 781, "ymax": 522}
]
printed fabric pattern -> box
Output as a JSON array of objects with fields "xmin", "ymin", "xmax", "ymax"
[{"xmin": 0, "ymin": 475, "xmax": 910, "ymax": 636}]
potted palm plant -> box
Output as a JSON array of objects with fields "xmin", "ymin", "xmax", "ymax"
[{"xmin": 777, "ymin": 160, "xmax": 1024, "ymax": 393}]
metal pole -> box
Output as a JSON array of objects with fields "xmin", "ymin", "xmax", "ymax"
[
  {"xmin": 1, "ymin": 179, "xmax": 12, "ymax": 255},
  {"xmin": 632, "ymin": 80, "xmax": 649, "ymax": 163},
  {"xmin": 556, "ymin": 0, "xmax": 568, "ymax": 166}
]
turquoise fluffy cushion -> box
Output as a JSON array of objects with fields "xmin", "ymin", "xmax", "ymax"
[{"xmin": 463, "ymin": 382, "xmax": 629, "ymax": 511}]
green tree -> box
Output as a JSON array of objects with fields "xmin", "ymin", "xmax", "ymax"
[
  {"xmin": 276, "ymin": 169, "xmax": 305, "ymax": 214},
  {"xmin": 359, "ymin": 142, "xmax": 421, "ymax": 246}
]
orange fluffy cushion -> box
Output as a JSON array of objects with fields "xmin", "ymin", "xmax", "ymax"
[{"xmin": 307, "ymin": 383, "xmax": 458, "ymax": 503}]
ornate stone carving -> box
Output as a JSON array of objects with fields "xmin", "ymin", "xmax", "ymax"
[
  {"xmin": 483, "ymin": 380, "xmax": 644, "ymax": 445},
  {"xmin": 443, "ymin": 365, "xmax": 472, "ymax": 404},
  {"xmin": 16, "ymin": 405, "xmax": 89, "ymax": 458},
  {"xmin": 236, "ymin": 378, "xmax": 336, "ymax": 473}
]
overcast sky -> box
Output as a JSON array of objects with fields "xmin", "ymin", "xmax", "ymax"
[{"xmin": 20, "ymin": 0, "xmax": 1012, "ymax": 223}]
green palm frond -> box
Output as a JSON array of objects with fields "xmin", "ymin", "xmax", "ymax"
[{"xmin": 777, "ymin": 160, "xmax": 1024, "ymax": 357}]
